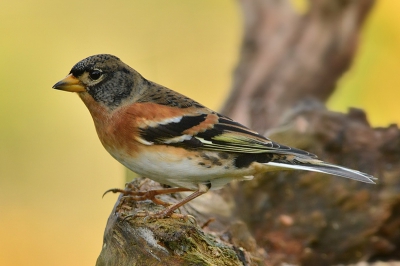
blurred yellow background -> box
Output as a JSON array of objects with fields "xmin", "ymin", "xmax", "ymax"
[{"xmin": 0, "ymin": 1, "xmax": 398, "ymax": 265}]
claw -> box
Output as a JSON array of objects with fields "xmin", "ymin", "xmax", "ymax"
[
  {"xmin": 200, "ymin": 218, "xmax": 215, "ymax": 229},
  {"xmin": 122, "ymin": 214, "xmax": 135, "ymax": 222},
  {"xmin": 102, "ymin": 188, "xmax": 124, "ymax": 198}
]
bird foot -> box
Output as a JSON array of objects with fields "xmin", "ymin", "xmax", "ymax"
[
  {"xmin": 104, "ymin": 185, "xmax": 204, "ymax": 221},
  {"xmin": 103, "ymin": 187, "xmax": 174, "ymax": 206}
]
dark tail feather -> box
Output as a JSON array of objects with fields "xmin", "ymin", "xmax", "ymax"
[{"xmin": 266, "ymin": 160, "xmax": 377, "ymax": 184}]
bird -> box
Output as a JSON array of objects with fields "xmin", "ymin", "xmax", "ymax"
[{"xmin": 53, "ymin": 54, "xmax": 376, "ymax": 218}]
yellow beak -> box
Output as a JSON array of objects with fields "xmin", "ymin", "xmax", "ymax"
[{"xmin": 52, "ymin": 74, "xmax": 85, "ymax": 92}]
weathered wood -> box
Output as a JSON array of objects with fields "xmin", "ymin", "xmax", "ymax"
[
  {"xmin": 227, "ymin": 105, "xmax": 400, "ymax": 265},
  {"xmin": 96, "ymin": 179, "xmax": 265, "ymax": 266}
]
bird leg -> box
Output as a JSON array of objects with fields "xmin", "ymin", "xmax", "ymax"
[
  {"xmin": 104, "ymin": 183, "xmax": 210, "ymax": 219},
  {"xmin": 103, "ymin": 187, "xmax": 192, "ymax": 206},
  {"xmin": 153, "ymin": 183, "xmax": 209, "ymax": 218}
]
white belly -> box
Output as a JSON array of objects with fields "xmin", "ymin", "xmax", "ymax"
[{"xmin": 107, "ymin": 146, "xmax": 255, "ymax": 190}]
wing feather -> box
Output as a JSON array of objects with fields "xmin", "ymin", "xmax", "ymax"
[{"xmin": 137, "ymin": 111, "xmax": 317, "ymax": 158}]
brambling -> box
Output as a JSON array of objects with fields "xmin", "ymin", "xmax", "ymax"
[{"xmin": 53, "ymin": 54, "xmax": 376, "ymax": 218}]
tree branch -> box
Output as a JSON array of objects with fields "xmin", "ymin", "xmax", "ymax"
[{"xmin": 222, "ymin": 0, "xmax": 374, "ymax": 131}]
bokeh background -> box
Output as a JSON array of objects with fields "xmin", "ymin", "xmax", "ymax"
[{"xmin": 0, "ymin": 1, "xmax": 399, "ymax": 265}]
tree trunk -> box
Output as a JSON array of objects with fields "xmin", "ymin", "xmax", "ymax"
[{"xmin": 222, "ymin": 0, "xmax": 374, "ymax": 131}]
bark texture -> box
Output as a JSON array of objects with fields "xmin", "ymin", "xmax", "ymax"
[
  {"xmin": 226, "ymin": 105, "xmax": 400, "ymax": 265},
  {"xmin": 96, "ymin": 179, "xmax": 265, "ymax": 266}
]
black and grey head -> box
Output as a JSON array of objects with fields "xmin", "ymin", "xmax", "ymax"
[{"xmin": 69, "ymin": 54, "xmax": 137, "ymax": 108}]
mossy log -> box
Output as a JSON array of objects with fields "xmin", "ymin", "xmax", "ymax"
[{"xmin": 96, "ymin": 179, "xmax": 265, "ymax": 266}]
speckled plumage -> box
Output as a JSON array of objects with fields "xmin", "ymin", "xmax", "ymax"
[{"xmin": 53, "ymin": 54, "xmax": 377, "ymax": 217}]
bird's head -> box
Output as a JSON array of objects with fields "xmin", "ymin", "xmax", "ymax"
[{"xmin": 53, "ymin": 54, "xmax": 137, "ymax": 109}]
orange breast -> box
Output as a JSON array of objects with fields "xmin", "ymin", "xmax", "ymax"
[{"xmin": 78, "ymin": 94, "xmax": 203, "ymax": 157}]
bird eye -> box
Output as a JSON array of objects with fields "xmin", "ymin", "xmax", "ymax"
[{"xmin": 88, "ymin": 69, "xmax": 103, "ymax": 80}]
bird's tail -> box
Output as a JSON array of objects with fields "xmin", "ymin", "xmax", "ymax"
[{"xmin": 266, "ymin": 157, "xmax": 377, "ymax": 184}]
